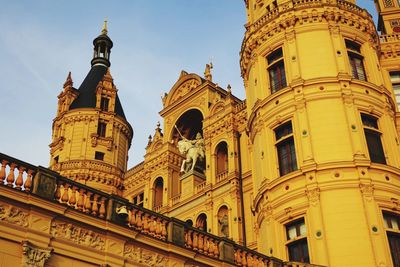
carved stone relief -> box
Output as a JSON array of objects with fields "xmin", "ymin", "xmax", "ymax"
[
  {"xmin": 21, "ymin": 241, "xmax": 53, "ymax": 267},
  {"xmin": 124, "ymin": 244, "xmax": 167, "ymax": 267},
  {"xmin": 50, "ymin": 221, "xmax": 105, "ymax": 250},
  {"xmin": 0, "ymin": 204, "xmax": 29, "ymax": 227}
]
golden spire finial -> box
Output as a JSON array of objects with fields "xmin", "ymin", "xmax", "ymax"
[{"xmin": 101, "ymin": 19, "xmax": 108, "ymax": 35}]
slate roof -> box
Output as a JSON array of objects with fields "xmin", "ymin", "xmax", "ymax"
[{"xmin": 69, "ymin": 65, "xmax": 126, "ymax": 120}]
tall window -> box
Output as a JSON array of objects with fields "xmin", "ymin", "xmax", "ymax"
[
  {"xmin": 275, "ymin": 121, "xmax": 297, "ymax": 176},
  {"xmin": 100, "ymin": 97, "xmax": 109, "ymax": 112},
  {"xmin": 153, "ymin": 177, "xmax": 163, "ymax": 209},
  {"xmin": 383, "ymin": 212, "xmax": 400, "ymax": 267},
  {"xmin": 216, "ymin": 142, "xmax": 228, "ymax": 176},
  {"xmin": 361, "ymin": 114, "xmax": 386, "ymax": 164},
  {"xmin": 133, "ymin": 192, "xmax": 144, "ymax": 207},
  {"xmin": 97, "ymin": 122, "xmax": 107, "ymax": 137},
  {"xmin": 267, "ymin": 48, "xmax": 287, "ymax": 93},
  {"xmin": 286, "ymin": 218, "xmax": 310, "ymax": 263},
  {"xmin": 390, "ymin": 71, "xmax": 400, "ymax": 109},
  {"xmin": 346, "ymin": 40, "xmax": 367, "ymax": 81}
]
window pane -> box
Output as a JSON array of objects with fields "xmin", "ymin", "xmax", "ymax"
[
  {"xmin": 388, "ymin": 233, "xmax": 400, "ymax": 267},
  {"xmin": 288, "ymin": 239, "xmax": 310, "ymax": 263},
  {"xmin": 288, "ymin": 226, "xmax": 297, "ymax": 240},
  {"xmin": 361, "ymin": 114, "xmax": 378, "ymax": 129},
  {"xmin": 300, "ymin": 222, "xmax": 307, "ymax": 236},
  {"xmin": 365, "ymin": 130, "xmax": 386, "ymax": 164},
  {"xmin": 277, "ymin": 138, "xmax": 297, "ymax": 176},
  {"xmin": 269, "ymin": 60, "xmax": 286, "ymax": 93}
]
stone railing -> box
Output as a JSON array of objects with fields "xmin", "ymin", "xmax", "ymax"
[
  {"xmin": 235, "ymin": 100, "xmax": 247, "ymax": 113},
  {"xmin": 194, "ymin": 181, "xmax": 206, "ymax": 193},
  {"xmin": 171, "ymin": 194, "xmax": 181, "ymax": 205},
  {"xmin": 54, "ymin": 174, "xmax": 110, "ymax": 219},
  {"xmin": 0, "ymin": 153, "xmax": 36, "ymax": 191},
  {"xmin": 380, "ymin": 33, "xmax": 400, "ymax": 43},
  {"xmin": 216, "ymin": 170, "xmax": 228, "ymax": 183},
  {"xmin": 0, "ymin": 152, "xmax": 325, "ymax": 267}
]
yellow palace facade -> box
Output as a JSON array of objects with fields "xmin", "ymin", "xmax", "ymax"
[{"xmin": 1, "ymin": 0, "xmax": 400, "ymax": 266}]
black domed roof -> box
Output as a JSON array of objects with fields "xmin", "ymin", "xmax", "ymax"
[{"xmin": 69, "ymin": 65, "xmax": 126, "ymax": 120}]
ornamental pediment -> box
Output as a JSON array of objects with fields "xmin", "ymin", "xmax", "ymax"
[{"xmin": 162, "ymin": 71, "xmax": 203, "ymax": 107}]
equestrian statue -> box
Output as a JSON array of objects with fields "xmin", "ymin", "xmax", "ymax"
[{"xmin": 175, "ymin": 125, "xmax": 205, "ymax": 173}]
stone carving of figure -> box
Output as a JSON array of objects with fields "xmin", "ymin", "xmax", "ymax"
[
  {"xmin": 204, "ymin": 62, "xmax": 213, "ymax": 81},
  {"xmin": 218, "ymin": 214, "xmax": 229, "ymax": 238},
  {"xmin": 176, "ymin": 129, "xmax": 205, "ymax": 173}
]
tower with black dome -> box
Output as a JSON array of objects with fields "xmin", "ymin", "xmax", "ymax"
[{"xmin": 49, "ymin": 22, "xmax": 133, "ymax": 195}]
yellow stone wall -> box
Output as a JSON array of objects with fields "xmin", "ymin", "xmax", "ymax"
[{"xmin": 241, "ymin": 0, "xmax": 400, "ymax": 266}]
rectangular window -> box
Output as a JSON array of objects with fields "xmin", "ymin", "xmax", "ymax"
[
  {"xmin": 267, "ymin": 48, "xmax": 287, "ymax": 93},
  {"xmin": 97, "ymin": 122, "xmax": 107, "ymax": 137},
  {"xmin": 383, "ymin": 212, "xmax": 400, "ymax": 267},
  {"xmin": 95, "ymin": 151, "xmax": 104, "ymax": 161},
  {"xmin": 100, "ymin": 97, "xmax": 109, "ymax": 112},
  {"xmin": 390, "ymin": 71, "xmax": 400, "ymax": 109},
  {"xmin": 286, "ymin": 218, "xmax": 310, "ymax": 263},
  {"xmin": 346, "ymin": 40, "xmax": 367, "ymax": 81},
  {"xmin": 361, "ymin": 114, "xmax": 386, "ymax": 164},
  {"xmin": 133, "ymin": 192, "xmax": 144, "ymax": 207},
  {"xmin": 275, "ymin": 121, "xmax": 297, "ymax": 176}
]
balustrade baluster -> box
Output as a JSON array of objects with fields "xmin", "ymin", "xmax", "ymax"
[
  {"xmin": 69, "ymin": 186, "xmax": 77, "ymax": 206},
  {"xmin": 213, "ymin": 240, "xmax": 219, "ymax": 258},
  {"xmin": 91, "ymin": 194, "xmax": 99, "ymax": 216},
  {"xmin": 84, "ymin": 192, "xmax": 93, "ymax": 213},
  {"xmin": 99, "ymin": 197, "xmax": 106, "ymax": 218},
  {"xmin": 149, "ymin": 215, "xmax": 155, "ymax": 236},
  {"xmin": 198, "ymin": 233, "xmax": 204, "ymax": 253},
  {"xmin": 192, "ymin": 232, "xmax": 198, "ymax": 250},
  {"xmin": 155, "ymin": 218, "xmax": 161, "ymax": 238},
  {"xmin": 242, "ymin": 251, "xmax": 247, "ymax": 266},
  {"xmin": 203, "ymin": 236, "xmax": 209, "ymax": 255},
  {"xmin": 161, "ymin": 220, "xmax": 167, "ymax": 240},
  {"xmin": 235, "ymin": 250, "xmax": 241, "ymax": 265},
  {"xmin": 143, "ymin": 213, "xmax": 149, "ymax": 233},
  {"xmin": 247, "ymin": 254, "xmax": 253, "ymax": 267},
  {"xmin": 186, "ymin": 230, "xmax": 193, "ymax": 248},
  {"xmin": 54, "ymin": 181, "xmax": 62, "ymax": 200},
  {"xmin": 15, "ymin": 167, "xmax": 25, "ymax": 190},
  {"xmin": 0, "ymin": 160, "xmax": 7, "ymax": 184},
  {"xmin": 6, "ymin": 163, "xmax": 16, "ymax": 187},
  {"xmin": 24, "ymin": 169, "xmax": 33, "ymax": 192},
  {"xmin": 136, "ymin": 211, "xmax": 143, "ymax": 230},
  {"xmin": 61, "ymin": 183, "xmax": 70, "ymax": 203},
  {"xmin": 129, "ymin": 209, "xmax": 137, "ymax": 227},
  {"xmin": 77, "ymin": 189, "xmax": 85, "ymax": 210}
]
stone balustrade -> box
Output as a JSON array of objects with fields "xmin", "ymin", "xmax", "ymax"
[
  {"xmin": 171, "ymin": 194, "xmax": 181, "ymax": 205},
  {"xmin": 54, "ymin": 177, "xmax": 110, "ymax": 219},
  {"xmin": 216, "ymin": 170, "xmax": 228, "ymax": 183},
  {"xmin": 380, "ymin": 33, "xmax": 400, "ymax": 43},
  {"xmin": 0, "ymin": 153, "xmax": 36, "ymax": 192},
  {"xmin": 0, "ymin": 152, "xmax": 326, "ymax": 267},
  {"xmin": 194, "ymin": 181, "xmax": 206, "ymax": 193}
]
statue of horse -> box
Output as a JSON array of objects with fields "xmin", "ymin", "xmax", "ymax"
[{"xmin": 177, "ymin": 139, "xmax": 204, "ymax": 173}]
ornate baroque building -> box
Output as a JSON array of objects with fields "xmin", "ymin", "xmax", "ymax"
[{"xmin": 1, "ymin": 0, "xmax": 400, "ymax": 266}]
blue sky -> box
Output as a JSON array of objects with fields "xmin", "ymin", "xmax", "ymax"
[{"xmin": 0, "ymin": 1, "xmax": 377, "ymax": 168}]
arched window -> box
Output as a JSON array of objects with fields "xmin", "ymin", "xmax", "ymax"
[
  {"xmin": 217, "ymin": 205, "xmax": 229, "ymax": 238},
  {"xmin": 196, "ymin": 213, "xmax": 207, "ymax": 232},
  {"xmin": 216, "ymin": 142, "xmax": 228, "ymax": 176},
  {"xmin": 185, "ymin": 219, "xmax": 193, "ymax": 227},
  {"xmin": 153, "ymin": 177, "xmax": 163, "ymax": 209}
]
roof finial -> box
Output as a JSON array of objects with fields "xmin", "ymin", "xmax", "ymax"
[{"xmin": 101, "ymin": 19, "xmax": 108, "ymax": 35}]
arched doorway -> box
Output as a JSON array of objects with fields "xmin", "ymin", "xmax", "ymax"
[
  {"xmin": 196, "ymin": 213, "xmax": 207, "ymax": 232},
  {"xmin": 171, "ymin": 109, "xmax": 203, "ymax": 143}
]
